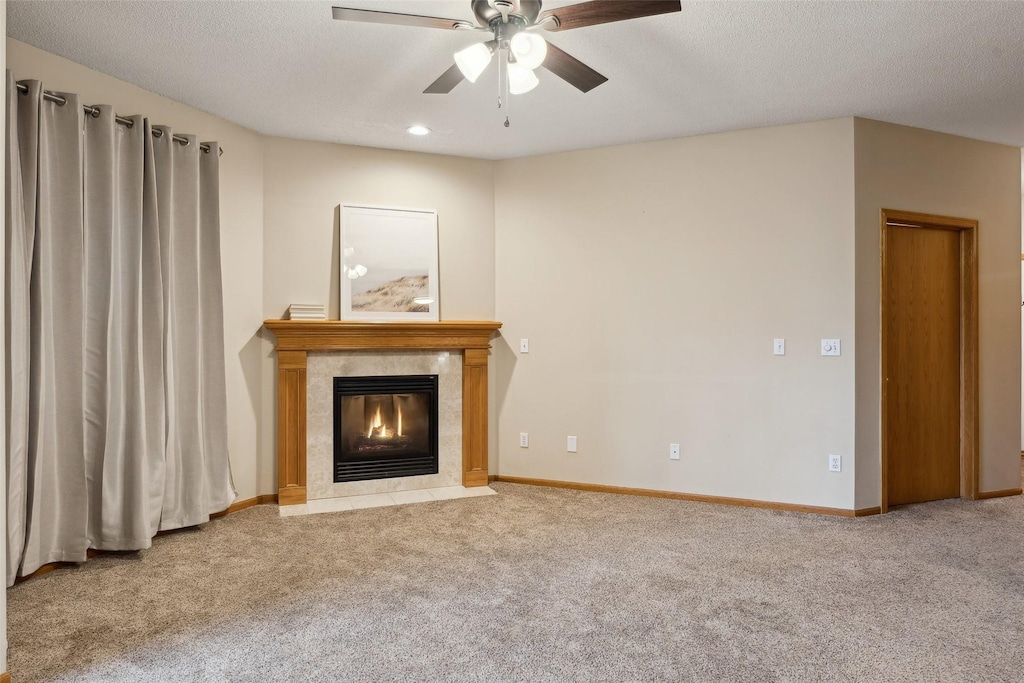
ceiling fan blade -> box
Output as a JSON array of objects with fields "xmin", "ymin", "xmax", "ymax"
[
  {"xmin": 424, "ymin": 64, "xmax": 466, "ymax": 94},
  {"xmin": 538, "ymin": 0, "xmax": 681, "ymax": 32},
  {"xmin": 541, "ymin": 43, "xmax": 608, "ymax": 93},
  {"xmin": 332, "ymin": 6, "xmax": 480, "ymax": 31}
]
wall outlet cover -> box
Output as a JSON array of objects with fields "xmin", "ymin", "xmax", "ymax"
[{"xmin": 829, "ymin": 454, "xmax": 842, "ymax": 472}]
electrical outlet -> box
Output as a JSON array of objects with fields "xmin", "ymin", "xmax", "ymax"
[
  {"xmin": 519, "ymin": 432, "xmax": 529, "ymax": 448},
  {"xmin": 773, "ymin": 339, "xmax": 785, "ymax": 356},
  {"xmin": 567, "ymin": 436, "xmax": 577, "ymax": 453},
  {"xmin": 829, "ymin": 454, "xmax": 842, "ymax": 472},
  {"xmin": 520, "ymin": 338, "xmax": 529, "ymax": 353},
  {"xmin": 670, "ymin": 443, "xmax": 681, "ymax": 460}
]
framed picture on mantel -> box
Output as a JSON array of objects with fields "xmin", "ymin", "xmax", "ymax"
[{"xmin": 339, "ymin": 205, "xmax": 439, "ymax": 321}]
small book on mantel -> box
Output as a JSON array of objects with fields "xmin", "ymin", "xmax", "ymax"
[{"xmin": 287, "ymin": 304, "xmax": 326, "ymax": 320}]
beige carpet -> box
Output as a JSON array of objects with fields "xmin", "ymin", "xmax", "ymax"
[{"xmin": 8, "ymin": 479, "xmax": 1024, "ymax": 682}]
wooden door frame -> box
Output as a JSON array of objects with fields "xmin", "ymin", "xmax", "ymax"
[{"xmin": 880, "ymin": 209, "xmax": 979, "ymax": 513}]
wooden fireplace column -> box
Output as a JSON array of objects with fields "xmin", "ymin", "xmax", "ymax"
[{"xmin": 263, "ymin": 320, "xmax": 502, "ymax": 505}]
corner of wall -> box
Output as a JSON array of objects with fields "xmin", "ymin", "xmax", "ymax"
[{"xmin": 852, "ymin": 117, "xmax": 880, "ymax": 511}]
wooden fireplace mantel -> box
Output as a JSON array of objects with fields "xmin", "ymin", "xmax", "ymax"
[{"xmin": 263, "ymin": 320, "xmax": 502, "ymax": 506}]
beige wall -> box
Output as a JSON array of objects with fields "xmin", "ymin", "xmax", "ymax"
[
  {"xmin": 260, "ymin": 136, "xmax": 496, "ymax": 488},
  {"xmin": 261, "ymin": 137, "xmax": 495, "ymax": 321},
  {"xmin": 494, "ymin": 119, "xmax": 859, "ymax": 509},
  {"xmin": 853, "ymin": 118, "xmax": 1022, "ymax": 508},
  {"xmin": 7, "ymin": 39, "xmax": 268, "ymax": 500}
]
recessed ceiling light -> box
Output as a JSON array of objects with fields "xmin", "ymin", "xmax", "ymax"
[{"xmin": 407, "ymin": 125, "xmax": 431, "ymax": 136}]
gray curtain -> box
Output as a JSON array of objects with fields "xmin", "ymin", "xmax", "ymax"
[{"xmin": 5, "ymin": 74, "xmax": 235, "ymax": 586}]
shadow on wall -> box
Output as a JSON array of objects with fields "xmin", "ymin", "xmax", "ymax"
[
  {"xmin": 330, "ymin": 206, "xmax": 341, "ymax": 320},
  {"xmin": 259, "ymin": 327, "xmax": 280, "ymax": 496},
  {"xmin": 239, "ymin": 331, "xmax": 271, "ymax": 490},
  {"xmin": 493, "ymin": 333, "xmax": 517, "ymax": 444}
]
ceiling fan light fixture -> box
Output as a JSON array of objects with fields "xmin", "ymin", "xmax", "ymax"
[
  {"xmin": 454, "ymin": 42, "xmax": 493, "ymax": 83},
  {"xmin": 333, "ymin": 1, "xmax": 684, "ymax": 98},
  {"xmin": 510, "ymin": 32, "xmax": 547, "ymax": 70},
  {"xmin": 507, "ymin": 61, "xmax": 539, "ymax": 95}
]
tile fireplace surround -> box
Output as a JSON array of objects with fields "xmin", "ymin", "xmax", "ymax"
[{"xmin": 263, "ymin": 320, "xmax": 502, "ymax": 507}]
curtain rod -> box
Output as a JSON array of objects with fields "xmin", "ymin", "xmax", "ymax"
[{"xmin": 15, "ymin": 83, "xmax": 223, "ymax": 156}]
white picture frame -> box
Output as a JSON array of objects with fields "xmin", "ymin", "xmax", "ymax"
[{"xmin": 340, "ymin": 205, "xmax": 440, "ymax": 321}]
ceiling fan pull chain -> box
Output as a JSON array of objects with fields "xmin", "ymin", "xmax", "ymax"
[
  {"xmin": 497, "ymin": 45, "xmax": 504, "ymax": 109},
  {"xmin": 504, "ymin": 47, "xmax": 511, "ymax": 127},
  {"xmin": 504, "ymin": 77, "xmax": 511, "ymax": 127}
]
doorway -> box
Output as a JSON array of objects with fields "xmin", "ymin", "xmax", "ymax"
[{"xmin": 880, "ymin": 209, "xmax": 979, "ymax": 512}]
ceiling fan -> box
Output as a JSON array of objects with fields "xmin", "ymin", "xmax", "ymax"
[{"xmin": 331, "ymin": 1, "xmax": 682, "ymax": 96}]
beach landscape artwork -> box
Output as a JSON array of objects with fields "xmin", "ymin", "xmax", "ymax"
[{"xmin": 340, "ymin": 205, "xmax": 439, "ymax": 321}]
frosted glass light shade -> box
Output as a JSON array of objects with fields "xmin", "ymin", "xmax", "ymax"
[
  {"xmin": 454, "ymin": 42, "xmax": 493, "ymax": 82},
  {"xmin": 510, "ymin": 32, "xmax": 547, "ymax": 70},
  {"xmin": 507, "ymin": 62, "xmax": 539, "ymax": 94}
]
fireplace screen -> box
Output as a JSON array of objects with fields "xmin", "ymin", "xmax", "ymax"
[{"xmin": 333, "ymin": 375, "xmax": 439, "ymax": 482}]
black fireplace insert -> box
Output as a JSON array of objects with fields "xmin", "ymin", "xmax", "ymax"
[{"xmin": 333, "ymin": 375, "xmax": 439, "ymax": 483}]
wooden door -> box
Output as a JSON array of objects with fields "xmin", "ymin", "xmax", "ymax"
[{"xmin": 884, "ymin": 225, "xmax": 961, "ymax": 506}]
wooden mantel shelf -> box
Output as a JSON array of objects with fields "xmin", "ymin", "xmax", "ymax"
[
  {"xmin": 263, "ymin": 320, "xmax": 502, "ymax": 506},
  {"xmin": 263, "ymin": 320, "xmax": 502, "ymax": 352}
]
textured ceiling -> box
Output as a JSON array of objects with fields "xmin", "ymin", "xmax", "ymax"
[{"xmin": 7, "ymin": 1, "xmax": 1024, "ymax": 160}]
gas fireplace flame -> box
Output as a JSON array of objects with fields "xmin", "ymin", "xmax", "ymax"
[{"xmin": 367, "ymin": 404, "xmax": 403, "ymax": 439}]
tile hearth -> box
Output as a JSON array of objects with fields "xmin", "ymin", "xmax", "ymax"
[{"xmin": 278, "ymin": 485, "xmax": 497, "ymax": 518}]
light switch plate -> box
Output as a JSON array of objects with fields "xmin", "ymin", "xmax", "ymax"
[
  {"xmin": 567, "ymin": 436, "xmax": 577, "ymax": 453},
  {"xmin": 520, "ymin": 338, "xmax": 529, "ymax": 353},
  {"xmin": 821, "ymin": 339, "xmax": 841, "ymax": 356},
  {"xmin": 773, "ymin": 339, "xmax": 785, "ymax": 356}
]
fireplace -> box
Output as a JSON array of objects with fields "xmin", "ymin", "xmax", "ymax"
[{"xmin": 333, "ymin": 375, "xmax": 439, "ymax": 483}]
